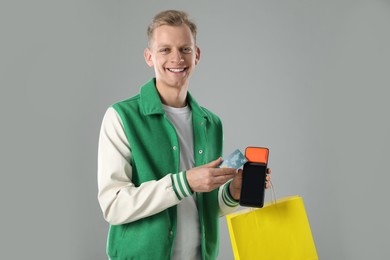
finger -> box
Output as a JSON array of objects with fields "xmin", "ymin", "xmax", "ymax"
[
  {"xmin": 265, "ymin": 182, "xmax": 271, "ymax": 189},
  {"xmin": 213, "ymin": 167, "xmax": 236, "ymax": 176},
  {"xmin": 237, "ymin": 169, "xmax": 243, "ymax": 178},
  {"xmin": 266, "ymin": 168, "xmax": 272, "ymax": 174},
  {"xmin": 266, "ymin": 175, "xmax": 270, "ymax": 181},
  {"xmin": 199, "ymin": 157, "xmax": 223, "ymax": 169},
  {"xmin": 213, "ymin": 173, "xmax": 235, "ymax": 185}
]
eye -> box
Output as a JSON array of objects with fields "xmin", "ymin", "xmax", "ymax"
[
  {"xmin": 182, "ymin": 47, "xmax": 193, "ymax": 54},
  {"xmin": 159, "ymin": 48, "xmax": 169, "ymax": 54}
]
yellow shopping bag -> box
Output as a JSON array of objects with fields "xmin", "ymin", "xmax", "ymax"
[{"xmin": 226, "ymin": 196, "xmax": 318, "ymax": 260}]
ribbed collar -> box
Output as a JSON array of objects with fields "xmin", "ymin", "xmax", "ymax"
[{"xmin": 139, "ymin": 78, "xmax": 209, "ymax": 121}]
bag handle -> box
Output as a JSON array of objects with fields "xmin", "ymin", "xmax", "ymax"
[{"xmin": 269, "ymin": 180, "xmax": 277, "ymax": 205}]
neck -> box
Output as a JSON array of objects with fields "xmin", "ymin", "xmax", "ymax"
[{"xmin": 156, "ymin": 82, "xmax": 188, "ymax": 108}]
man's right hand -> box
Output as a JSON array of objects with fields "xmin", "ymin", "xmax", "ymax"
[{"xmin": 186, "ymin": 157, "xmax": 236, "ymax": 193}]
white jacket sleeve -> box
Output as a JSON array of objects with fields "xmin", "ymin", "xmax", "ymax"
[
  {"xmin": 97, "ymin": 107, "xmax": 181, "ymax": 225},
  {"xmin": 218, "ymin": 181, "xmax": 240, "ymax": 216}
]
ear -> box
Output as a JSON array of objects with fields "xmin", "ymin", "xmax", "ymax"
[
  {"xmin": 144, "ymin": 48, "xmax": 154, "ymax": 67},
  {"xmin": 195, "ymin": 46, "xmax": 201, "ymax": 65}
]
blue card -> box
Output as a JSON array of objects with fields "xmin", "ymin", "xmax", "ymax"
[{"xmin": 219, "ymin": 149, "xmax": 248, "ymax": 169}]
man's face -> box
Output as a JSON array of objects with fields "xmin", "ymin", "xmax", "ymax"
[{"xmin": 144, "ymin": 24, "xmax": 200, "ymax": 91}]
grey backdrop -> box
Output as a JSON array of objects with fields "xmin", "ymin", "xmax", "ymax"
[{"xmin": 1, "ymin": 0, "xmax": 389, "ymax": 259}]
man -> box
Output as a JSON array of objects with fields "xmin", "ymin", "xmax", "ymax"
[{"xmin": 98, "ymin": 10, "xmax": 270, "ymax": 260}]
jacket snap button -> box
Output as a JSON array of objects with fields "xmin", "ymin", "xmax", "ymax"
[
  {"xmin": 198, "ymin": 150, "xmax": 203, "ymax": 154},
  {"xmin": 173, "ymin": 146, "xmax": 177, "ymax": 151}
]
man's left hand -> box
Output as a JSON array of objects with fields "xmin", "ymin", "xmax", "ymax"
[{"xmin": 229, "ymin": 168, "xmax": 272, "ymax": 201}]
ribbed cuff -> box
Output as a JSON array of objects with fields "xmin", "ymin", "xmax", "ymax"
[
  {"xmin": 223, "ymin": 181, "xmax": 239, "ymax": 207},
  {"xmin": 171, "ymin": 171, "xmax": 193, "ymax": 200}
]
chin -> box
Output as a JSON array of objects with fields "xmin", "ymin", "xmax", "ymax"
[{"xmin": 168, "ymin": 77, "xmax": 189, "ymax": 87}]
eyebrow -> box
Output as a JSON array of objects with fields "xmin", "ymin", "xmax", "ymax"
[{"xmin": 156, "ymin": 43, "xmax": 194, "ymax": 48}]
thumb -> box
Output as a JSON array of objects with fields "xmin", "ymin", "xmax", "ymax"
[
  {"xmin": 237, "ymin": 168, "xmax": 243, "ymax": 178},
  {"xmin": 200, "ymin": 157, "xmax": 223, "ymax": 168}
]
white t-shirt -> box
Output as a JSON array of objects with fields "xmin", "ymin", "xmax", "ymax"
[{"xmin": 163, "ymin": 104, "xmax": 201, "ymax": 260}]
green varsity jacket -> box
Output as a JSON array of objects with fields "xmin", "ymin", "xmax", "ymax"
[{"xmin": 108, "ymin": 78, "xmax": 224, "ymax": 259}]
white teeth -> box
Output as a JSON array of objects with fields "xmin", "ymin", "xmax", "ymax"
[{"xmin": 168, "ymin": 68, "xmax": 185, "ymax": 72}]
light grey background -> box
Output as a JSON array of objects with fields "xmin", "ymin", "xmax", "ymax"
[{"xmin": 1, "ymin": 0, "xmax": 389, "ymax": 259}]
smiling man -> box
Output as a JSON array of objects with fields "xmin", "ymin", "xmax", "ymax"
[
  {"xmin": 97, "ymin": 10, "xmax": 268, "ymax": 260},
  {"xmin": 144, "ymin": 22, "xmax": 200, "ymax": 108}
]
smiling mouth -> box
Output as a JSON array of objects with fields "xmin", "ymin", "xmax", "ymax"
[{"xmin": 167, "ymin": 68, "xmax": 186, "ymax": 73}]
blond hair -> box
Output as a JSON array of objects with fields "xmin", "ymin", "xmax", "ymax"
[{"xmin": 147, "ymin": 10, "xmax": 197, "ymax": 46}]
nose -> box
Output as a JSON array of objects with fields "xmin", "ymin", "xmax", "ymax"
[{"xmin": 171, "ymin": 50, "xmax": 184, "ymax": 64}]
